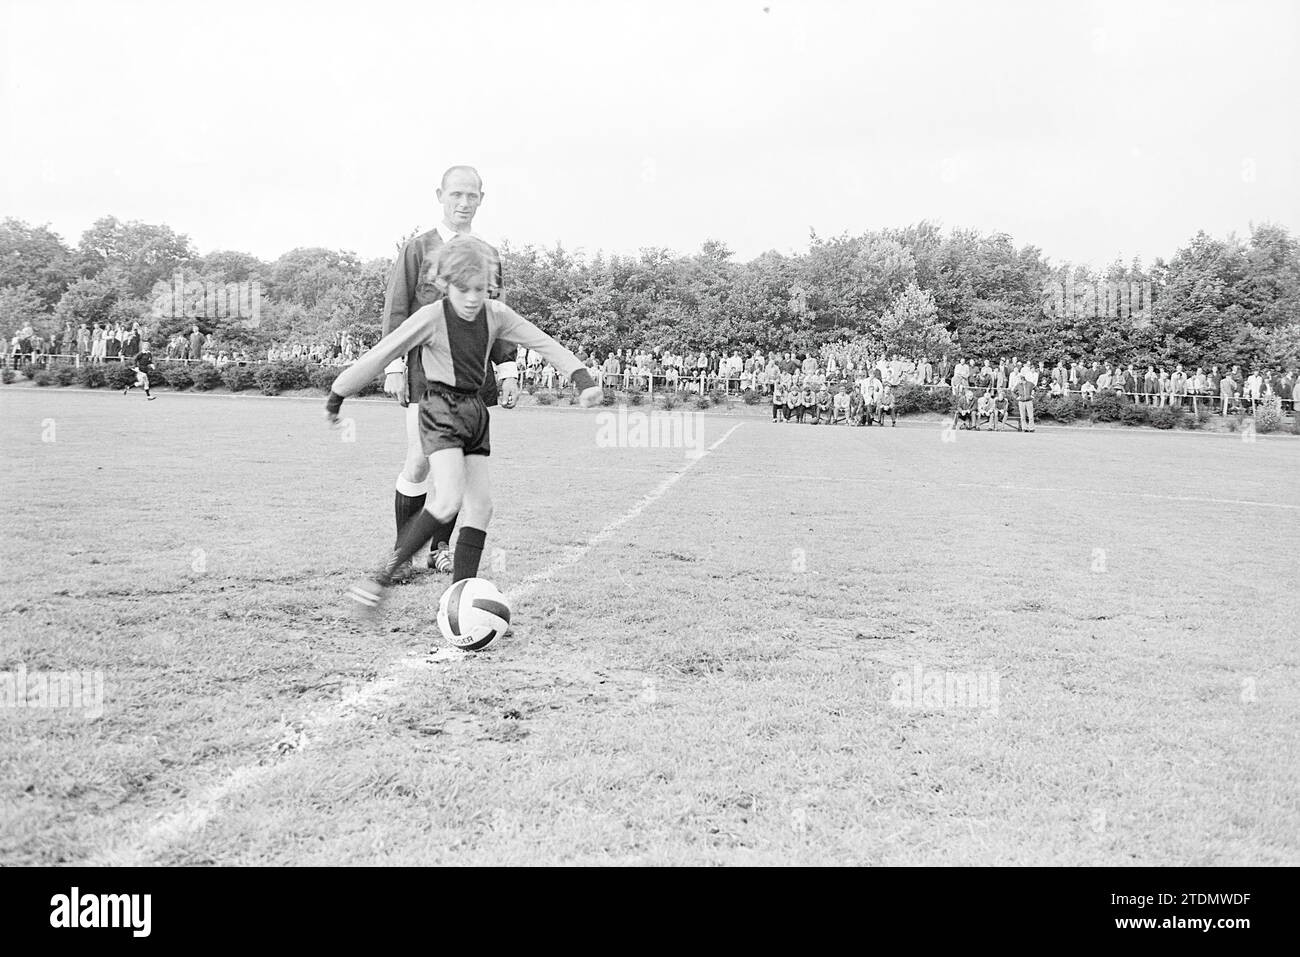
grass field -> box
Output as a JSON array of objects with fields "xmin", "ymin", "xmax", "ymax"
[{"xmin": 1, "ymin": 387, "xmax": 1297, "ymax": 866}]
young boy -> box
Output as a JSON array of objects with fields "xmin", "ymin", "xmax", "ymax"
[
  {"xmin": 327, "ymin": 237, "xmax": 601, "ymax": 617},
  {"xmin": 874, "ymin": 374, "xmax": 897, "ymax": 427},
  {"xmin": 772, "ymin": 385, "xmax": 787, "ymax": 422},
  {"xmin": 848, "ymin": 387, "xmax": 865, "ymax": 426},
  {"xmin": 123, "ymin": 345, "xmax": 157, "ymax": 400}
]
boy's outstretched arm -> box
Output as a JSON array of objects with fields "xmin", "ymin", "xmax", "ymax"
[
  {"xmin": 326, "ymin": 306, "xmax": 440, "ymax": 421},
  {"xmin": 487, "ymin": 302, "xmax": 601, "ymax": 406}
]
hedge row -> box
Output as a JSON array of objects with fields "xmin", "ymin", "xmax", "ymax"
[{"xmin": 9, "ymin": 361, "xmax": 382, "ymax": 397}]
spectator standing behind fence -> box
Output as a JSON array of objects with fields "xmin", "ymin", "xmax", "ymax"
[
  {"xmin": 123, "ymin": 322, "xmax": 141, "ymax": 359},
  {"xmin": 76, "ymin": 323, "xmax": 89, "ymax": 359},
  {"xmin": 1220, "ymin": 370, "xmax": 1237, "ymax": 415},
  {"xmin": 1191, "ymin": 367, "xmax": 1208, "ymax": 410},
  {"xmin": 188, "ymin": 325, "xmax": 206, "ymax": 362},
  {"xmin": 602, "ymin": 352, "xmax": 620, "ymax": 387},
  {"xmin": 1245, "ymin": 370, "xmax": 1264, "ymax": 413},
  {"xmin": 951, "ymin": 356, "xmax": 970, "ymax": 395}
]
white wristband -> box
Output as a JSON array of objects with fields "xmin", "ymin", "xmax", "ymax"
[
  {"xmin": 495, "ymin": 361, "xmax": 518, "ymax": 380},
  {"xmin": 384, "ymin": 358, "xmax": 406, "ymax": 375}
]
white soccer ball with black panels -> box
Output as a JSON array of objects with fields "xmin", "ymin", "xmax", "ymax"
[{"xmin": 437, "ymin": 578, "xmax": 511, "ymax": 650}]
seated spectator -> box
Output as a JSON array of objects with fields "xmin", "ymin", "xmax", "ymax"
[
  {"xmin": 799, "ymin": 386, "xmax": 816, "ymax": 423},
  {"xmin": 848, "ymin": 388, "xmax": 865, "ymax": 426},
  {"xmin": 815, "ymin": 386, "xmax": 832, "ymax": 424},
  {"xmin": 953, "ymin": 388, "xmax": 977, "ymax": 430},
  {"xmin": 832, "ymin": 386, "xmax": 850, "ymax": 424},
  {"xmin": 993, "ymin": 389, "xmax": 1011, "ymax": 431},
  {"xmin": 977, "ymin": 390, "xmax": 996, "ymax": 430},
  {"xmin": 1080, "ymin": 379, "xmax": 1097, "ymax": 403}
]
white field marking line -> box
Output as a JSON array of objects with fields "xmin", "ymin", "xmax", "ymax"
[
  {"xmin": 502, "ymin": 422, "xmax": 744, "ymax": 604},
  {"xmin": 84, "ymin": 668, "xmax": 416, "ymax": 868},
  {"xmin": 953, "ymin": 481, "xmax": 1300, "ymax": 511},
  {"xmin": 85, "ymin": 421, "xmax": 744, "ymax": 866}
]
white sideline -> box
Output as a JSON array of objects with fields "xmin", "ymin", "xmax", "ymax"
[{"xmin": 85, "ymin": 422, "xmax": 743, "ymax": 866}]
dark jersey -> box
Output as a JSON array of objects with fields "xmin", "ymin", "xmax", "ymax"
[
  {"xmin": 382, "ymin": 226, "xmax": 512, "ymax": 406},
  {"xmin": 135, "ymin": 352, "xmax": 154, "ymax": 372},
  {"xmin": 443, "ymin": 300, "xmax": 493, "ymax": 392}
]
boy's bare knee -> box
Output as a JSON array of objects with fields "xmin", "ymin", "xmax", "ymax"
[
  {"xmin": 404, "ymin": 456, "xmax": 429, "ymax": 484},
  {"xmin": 428, "ymin": 493, "xmax": 461, "ymax": 521}
]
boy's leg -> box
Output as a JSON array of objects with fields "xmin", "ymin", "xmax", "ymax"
[
  {"xmin": 454, "ymin": 454, "xmax": 493, "ymax": 582},
  {"xmin": 395, "ymin": 404, "xmax": 456, "ymax": 573},
  {"xmin": 394, "ymin": 404, "xmax": 429, "ymax": 549},
  {"xmin": 350, "ymin": 448, "xmax": 465, "ymax": 615}
]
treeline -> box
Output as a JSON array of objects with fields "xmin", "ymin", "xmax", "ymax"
[{"xmin": 2, "ymin": 215, "xmax": 1297, "ymax": 369}]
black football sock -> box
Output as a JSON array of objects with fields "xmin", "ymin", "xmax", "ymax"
[
  {"xmin": 393, "ymin": 476, "xmax": 428, "ymax": 547},
  {"xmin": 378, "ymin": 509, "xmax": 454, "ymax": 585},
  {"xmin": 452, "ymin": 527, "xmax": 486, "ymax": 583}
]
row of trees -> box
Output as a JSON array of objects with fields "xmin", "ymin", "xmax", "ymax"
[{"xmin": 2, "ymin": 215, "xmax": 1297, "ymax": 370}]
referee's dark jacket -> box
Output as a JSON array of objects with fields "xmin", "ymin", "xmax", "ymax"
[{"xmin": 381, "ymin": 224, "xmax": 513, "ymax": 406}]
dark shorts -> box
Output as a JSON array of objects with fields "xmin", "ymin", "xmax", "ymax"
[{"xmin": 418, "ymin": 385, "xmax": 490, "ymax": 457}]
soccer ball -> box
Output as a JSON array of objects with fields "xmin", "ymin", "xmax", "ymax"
[{"xmin": 437, "ymin": 578, "xmax": 511, "ymax": 650}]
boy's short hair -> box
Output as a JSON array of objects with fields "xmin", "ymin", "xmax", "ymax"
[{"xmin": 434, "ymin": 235, "xmax": 499, "ymax": 292}]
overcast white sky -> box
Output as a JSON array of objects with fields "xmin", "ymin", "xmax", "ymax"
[{"xmin": 2, "ymin": 0, "xmax": 1296, "ymax": 267}]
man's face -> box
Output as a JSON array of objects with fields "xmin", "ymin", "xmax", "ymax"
[
  {"xmin": 437, "ymin": 171, "xmax": 483, "ymax": 229},
  {"xmin": 446, "ymin": 268, "xmax": 490, "ymax": 321}
]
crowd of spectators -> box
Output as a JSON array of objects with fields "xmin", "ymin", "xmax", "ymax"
[
  {"xmin": 2, "ymin": 324, "xmax": 373, "ymax": 371},
  {"xmin": 5, "ymin": 322, "xmax": 1297, "ymax": 421},
  {"xmin": 520, "ymin": 345, "xmax": 1299, "ymax": 419}
]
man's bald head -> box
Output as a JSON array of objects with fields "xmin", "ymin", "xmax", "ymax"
[{"xmin": 440, "ymin": 165, "xmax": 482, "ymax": 191}]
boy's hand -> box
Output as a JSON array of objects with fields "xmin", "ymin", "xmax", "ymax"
[
  {"xmin": 499, "ymin": 377, "xmax": 519, "ymax": 409},
  {"xmin": 578, "ymin": 385, "xmax": 603, "ymax": 408},
  {"xmin": 383, "ymin": 358, "xmax": 406, "ymax": 398}
]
